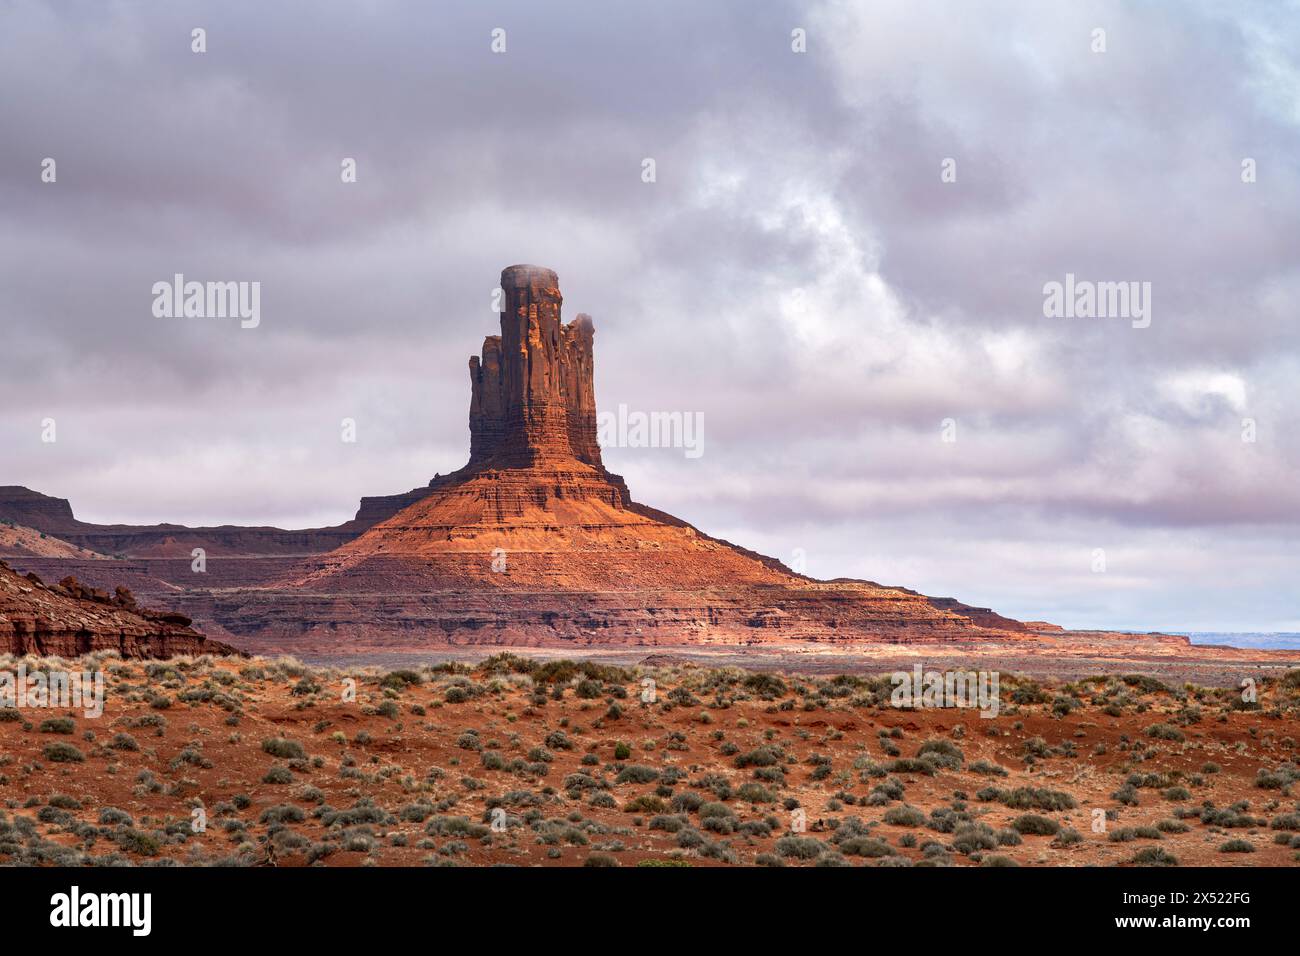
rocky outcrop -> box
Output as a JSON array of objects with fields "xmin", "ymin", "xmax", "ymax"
[{"xmin": 0, "ymin": 560, "xmax": 241, "ymax": 659}]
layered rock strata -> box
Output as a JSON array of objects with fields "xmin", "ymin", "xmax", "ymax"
[{"xmin": 0, "ymin": 560, "xmax": 241, "ymax": 658}]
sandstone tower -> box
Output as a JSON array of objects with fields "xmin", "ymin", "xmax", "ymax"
[{"xmin": 467, "ymin": 265, "xmax": 603, "ymax": 469}]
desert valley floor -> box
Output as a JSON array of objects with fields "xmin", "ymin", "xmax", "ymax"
[{"xmin": 3, "ymin": 651, "xmax": 1298, "ymax": 868}]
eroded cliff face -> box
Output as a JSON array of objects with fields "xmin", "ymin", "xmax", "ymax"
[{"xmin": 0, "ymin": 560, "xmax": 241, "ymax": 659}]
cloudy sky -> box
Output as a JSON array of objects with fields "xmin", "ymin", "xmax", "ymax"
[{"xmin": 2, "ymin": 1, "xmax": 1298, "ymax": 633}]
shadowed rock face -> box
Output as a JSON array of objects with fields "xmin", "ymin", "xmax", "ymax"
[{"xmin": 0, "ymin": 560, "xmax": 241, "ymax": 659}]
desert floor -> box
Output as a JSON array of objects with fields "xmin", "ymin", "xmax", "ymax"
[{"xmin": 2, "ymin": 651, "xmax": 1298, "ymax": 867}]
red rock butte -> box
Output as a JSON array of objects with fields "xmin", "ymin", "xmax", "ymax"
[
  {"xmin": 254, "ymin": 265, "xmax": 1038, "ymax": 650},
  {"xmin": 5, "ymin": 264, "xmax": 1277, "ymax": 666}
]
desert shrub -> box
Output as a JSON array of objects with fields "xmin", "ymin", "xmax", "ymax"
[
  {"xmin": 736, "ymin": 782, "xmax": 777, "ymax": 804},
  {"xmin": 262, "ymin": 765, "xmax": 293, "ymax": 784},
  {"xmin": 1010, "ymin": 814, "xmax": 1059, "ymax": 836},
  {"xmin": 775, "ymin": 836, "xmax": 825, "ymax": 860},
  {"xmin": 1201, "ymin": 806, "xmax": 1263, "ymax": 828},
  {"xmin": 1255, "ymin": 764, "xmax": 1300, "ymax": 790},
  {"xmin": 425, "ymin": 815, "xmax": 489, "ymax": 839},
  {"xmin": 39, "ymin": 717, "xmax": 75, "ymax": 735},
  {"xmin": 734, "ymin": 745, "xmax": 782, "ymax": 769},
  {"xmin": 42, "ymin": 742, "xmax": 84, "ymax": 763},
  {"xmin": 1131, "ymin": 847, "xmax": 1179, "ymax": 866},
  {"xmin": 916, "ymin": 739, "xmax": 963, "ymax": 769},
  {"xmin": 380, "ymin": 669, "xmax": 421, "ymax": 690},
  {"xmin": 869, "ymin": 778, "xmax": 906, "ymax": 803},
  {"xmin": 1218, "ymin": 839, "xmax": 1255, "ymax": 853},
  {"xmin": 649, "ymin": 814, "xmax": 687, "ymax": 833},
  {"xmin": 978, "ymin": 786, "xmax": 1076, "ymax": 811},
  {"xmin": 1112, "ymin": 784, "xmax": 1140, "ymax": 806},
  {"xmin": 1121, "ymin": 675, "xmax": 1169, "ymax": 695},
  {"xmin": 883, "ymin": 805, "xmax": 927, "ymax": 828},
  {"xmin": 261, "ymin": 738, "xmax": 306, "ymax": 760},
  {"xmin": 109, "ymin": 732, "xmax": 139, "ymax": 751},
  {"xmin": 614, "ymin": 765, "xmax": 660, "ymax": 785},
  {"xmin": 624, "ymin": 795, "xmax": 666, "ymax": 814},
  {"xmin": 562, "ymin": 772, "xmax": 605, "ymax": 794},
  {"xmin": 743, "ymin": 673, "xmax": 788, "ymax": 698},
  {"xmin": 1052, "ymin": 828, "xmax": 1083, "ymax": 847},
  {"xmin": 838, "ymin": 836, "xmax": 892, "ymax": 858},
  {"xmin": 259, "ymin": 805, "xmax": 306, "ymax": 825},
  {"xmin": 113, "ymin": 827, "xmax": 161, "ymax": 856},
  {"xmin": 544, "ymin": 730, "xmax": 574, "ymax": 750},
  {"xmin": 885, "ymin": 758, "xmax": 937, "ymax": 775},
  {"xmin": 1109, "ymin": 827, "xmax": 1162, "ymax": 843},
  {"xmin": 698, "ymin": 801, "xmax": 736, "ymax": 821},
  {"xmin": 1145, "ymin": 723, "xmax": 1185, "ymax": 742},
  {"xmin": 671, "ymin": 792, "xmax": 703, "ymax": 813},
  {"xmin": 952, "ymin": 823, "xmax": 998, "ymax": 855}
]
